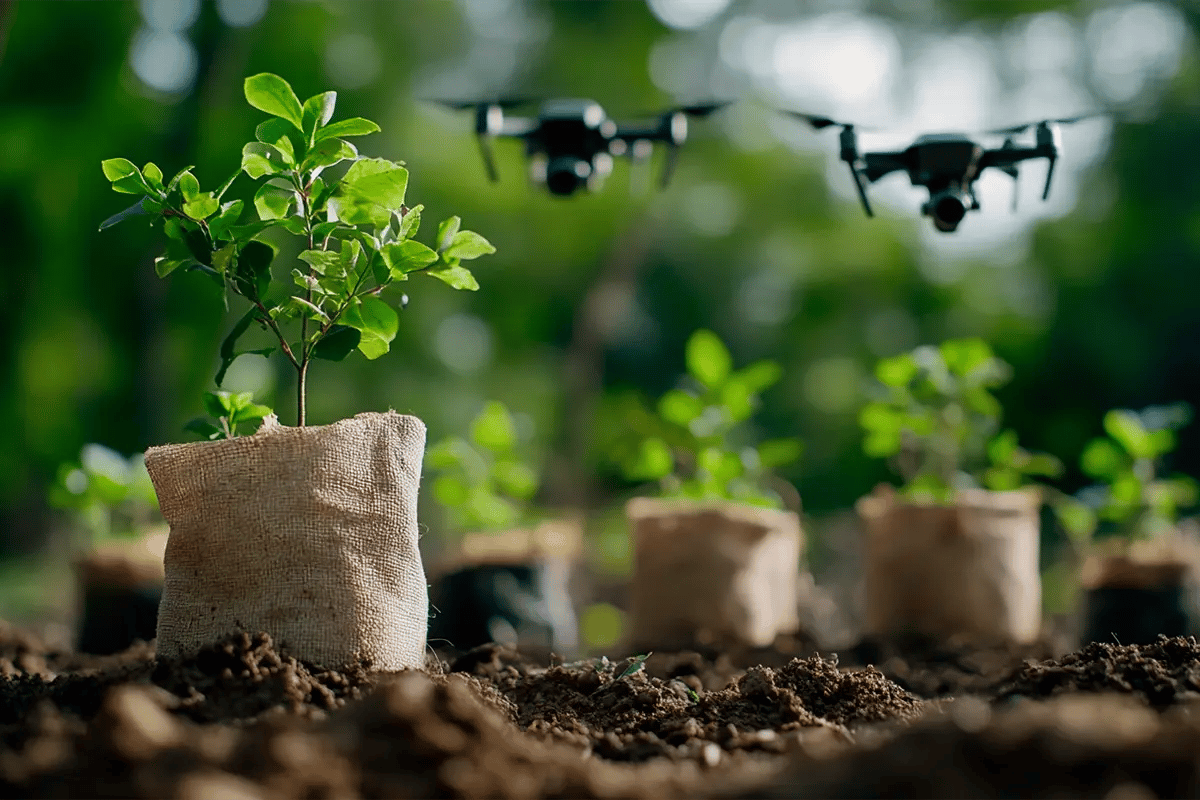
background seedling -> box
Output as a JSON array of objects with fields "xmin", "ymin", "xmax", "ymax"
[
  {"xmin": 859, "ymin": 338, "xmax": 1061, "ymax": 503},
  {"xmin": 101, "ymin": 73, "xmax": 494, "ymax": 426},
  {"xmin": 1055, "ymin": 403, "xmax": 1198, "ymax": 544},
  {"xmin": 425, "ymin": 401, "xmax": 540, "ymax": 533},
  {"xmin": 48, "ymin": 444, "xmax": 161, "ymax": 546},
  {"xmin": 184, "ymin": 390, "xmax": 273, "ymax": 440},
  {"xmin": 610, "ymin": 329, "xmax": 802, "ymax": 509}
]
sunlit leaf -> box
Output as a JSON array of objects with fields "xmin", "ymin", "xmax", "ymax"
[
  {"xmin": 685, "ymin": 329, "xmax": 732, "ymax": 389},
  {"xmin": 425, "ymin": 263, "xmax": 479, "ymax": 290},
  {"xmin": 471, "ymin": 401, "xmax": 517, "ymax": 453},
  {"xmin": 443, "ymin": 230, "xmax": 496, "ymax": 260},
  {"xmin": 244, "ymin": 73, "xmax": 304, "ymax": 131},
  {"xmin": 315, "ymin": 117, "xmax": 381, "ymax": 142},
  {"xmin": 343, "ymin": 296, "xmax": 398, "ymax": 359}
]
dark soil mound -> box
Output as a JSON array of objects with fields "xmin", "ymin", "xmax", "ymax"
[
  {"xmin": 452, "ymin": 644, "xmax": 922, "ymax": 763},
  {"xmin": 996, "ymin": 635, "xmax": 1200, "ymax": 707},
  {"xmin": 151, "ymin": 631, "xmax": 376, "ymax": 723},
  {"xmin": 754, "ymin": 693, "xmax": 1200, "ymax": 799}
]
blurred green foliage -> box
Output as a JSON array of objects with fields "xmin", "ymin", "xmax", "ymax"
[{"xmin": 0, "ymin": 0, "xmax": 1198, "ymax": 577}]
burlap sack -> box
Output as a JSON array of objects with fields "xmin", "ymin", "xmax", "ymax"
[
  {"xmin": 145, "ymin": 411, "xmax": 428, "ymax": 671},
  {"xmin": 856, "ymin": 484, "xmax": 1041, "ymax": 645},
  {"xmin": 626, "ymin": 498, "xmax": 803, "ymax": 650}
]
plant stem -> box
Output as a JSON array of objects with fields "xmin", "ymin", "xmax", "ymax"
[{"xmin": 297, "ymin": 358, "xmax": 308, "ymax": 427}]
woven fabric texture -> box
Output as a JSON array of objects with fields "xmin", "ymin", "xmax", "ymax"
[
  {"xmin": 626, "ymin": 498, "xmax": 803, "ymax": 650},
  {"xmin": 145, "ymin": 411, "xmax": 428, "ymax": 671}
]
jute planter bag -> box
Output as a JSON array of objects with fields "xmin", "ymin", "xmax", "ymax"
[
  {"xmin": 626, "ymin": 498, "xmax": 803, "ymax": 650},
  {"xmin": 857, "ymin": 484, "xmax": 1041, "ymax": 645},
  {"xmin": 145, "ymin": 411, "xmax": 428, "ymax": 671}
]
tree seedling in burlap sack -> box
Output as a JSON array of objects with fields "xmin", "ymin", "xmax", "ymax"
[
  {"xmin": 1053, "ymin": 404, "xmax": 1200, "ymax": 645},
  {"xmin": 424, "ymin": 402, "xmax": 577, "ymax": 654},
  {"xmin": 608, "ymin": 329, "xmax": 806, "ymax": 650},
  {"xmin": 49, "ymin": 445, "xmax": 166, "ymax": 654},
  {"xmin": 101, "ymin": 72, "xmax": 493, "ymax": 427},
  {"xmin": 98, "ymin": 73, "xmax": 496, "ymax": 671},
  {"xmin": 856, "ymin": 338, "xmax": 1060, "ymax": 645}
]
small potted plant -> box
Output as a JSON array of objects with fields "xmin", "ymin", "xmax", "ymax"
[
  {"xmin": 423, "ymin": 401, "xmax": 580, "ymax": 655},
  {"xmin": 856, "ymin": 338, "xmax": 1062, "ymax": 646},
  {"xmin": 49, "ymin": 444, "xmax": 167, "ymax": 655},
  {"xmin": 1054, "ymin": 404, "xmax": 1200, "ymax": 646},
  {"xmin": 101, "ymin": 73, "xmax": 494, "ymax": 671},
  {"xmin": 609, "ymin": 329, "xmax": 805, "ymax": 651}
]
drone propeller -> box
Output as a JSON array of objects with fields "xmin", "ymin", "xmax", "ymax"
[
  {"xmin": 427, "ymin": 97, "xmax": 538, "ymax": 184},
  {"xmin": 986, "ymin": 112, "xmax": 1102, "ymax": 136},
  {"xmin": 779, "ymin": 111, "xmax": 876, "ymax": 217},
  {"xmin": 427, "ymin": 96, "xmax": 535, "ymax": 111},
  {"xmin": 780, "ymin": 110, "xmax": 845, "ymax": 130}
]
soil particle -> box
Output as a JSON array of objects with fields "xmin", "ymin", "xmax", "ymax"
[{"xmin": 995, "ymin": 635, "xmax": 1200, "ymax": 708}]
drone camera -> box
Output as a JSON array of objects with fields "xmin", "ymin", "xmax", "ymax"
[
  {"xmin": 924, "ymin": 190, "xmax": 970, "ymax": 232},
  {"xmin": 544, "ymin": 157, "xmax": 593, "ymax": 196}
]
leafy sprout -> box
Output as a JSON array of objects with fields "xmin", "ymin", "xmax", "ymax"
[
  {"xmin": 859, "ymin": 338, "xmax": 1061, "ymax": 503},
  {"xmin": 101, "ymin": 73, "xmax": 494, "ymax": 426},
  {"xmin": 184, "ymin": 390, "xmax": 274, "ymax": 440},
  {"xmin": 1054, "ymin": 404, "xmax": 1198, "ymax": 545},
  {"xmin": 425, "ymin": 401, "xmax": 540, "ymax": 533},
  {"xmin": 611, "ymin": 329, "xmax": 802, "ymax": 509},
  {"xmin": 48, "ymin": 444, "xmax": 161, "ymax": 545}
]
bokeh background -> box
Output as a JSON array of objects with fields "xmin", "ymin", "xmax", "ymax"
[{"xmin": 1, "ymin": 0, "xmax": 1197, "ymax": 641}]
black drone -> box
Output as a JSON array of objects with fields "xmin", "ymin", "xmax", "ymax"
[
  {"xmin": 435, "ymin": 98, "xmax": 726, "ymax": 196},
  {"xmin": 784, "ymin": 111, "xmax": 1098, "ymax": 232}
]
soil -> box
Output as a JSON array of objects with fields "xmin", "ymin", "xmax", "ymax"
[{"xmin": 3, "ymin": 621, "xmax": 1200, "ymax": 798}]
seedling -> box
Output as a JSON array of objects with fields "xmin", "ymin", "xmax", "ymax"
[
  {"xmin": 1055, "ymin": 404, "xmax": 1198, "ymax": 544},
  {"xmin": 185, "ymin": 390, "xmax": 273, "ymax": 440},
  {"xmin": 612, "ymin": 329, "xmax": 802, "ymax": 509},
  {"xmin": 425, "ymin": 401, "xmax": 540, "ymax": 533},
  {"xmin": 101, "ymin": 73, "xmax": 494, "ymax": 426},
  {"xmin": 617, "ymin": 652, "xmax": 652, "ymax": 680},
  {"xmin": 49, "ymin": 444, "xmax": 161, "ymax": 545},
  {"xmin": 859, "ymin": 338, "xmax": 1061, "ymax": 503}
]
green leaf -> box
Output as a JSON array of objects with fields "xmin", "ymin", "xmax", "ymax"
[
  {"xmin": 1081, "ymin": 437, "xmax": 1126, "ymax": 480},
  {"xmin": 203, "ymin": 390, "xmax": 234, "ymax": 419},
  {"xmin": 254, "ymin": 183, "xmax": 295, "ymax": 220},
  {"xmin": 471, "ymin": 401, "xmax": 517, "ymax": 453},
  {"xmin": 315, "ymin": 117, "xmax": 381, "ymax": 142},
  {"xmin": 178, "ymin": 171, "xmax": 200, "ymax": 201},
  {"xmin": 624, "ymin": 437, "xmax": 673, "ymax": 481},
  {"xmin": 311, "ymin": 324, "xmax": 360, "ymax": 361},
  {"xmin": 242, "ymin": 142, "xmax": 291, "ymax": 179},
  {"xmin": 443, "ymin": 230, "xmax": 496, "ymax": 260},
  {"xmin": 492, "ymin": 460, "xmax": 538, "ymax": 500},
  {"xmin": 397, "ymin": 204, "xmax": 423, "ymax": 239},
  {"xmin": 757, "ymin": 438, "xmax": 803, "ymax": 469},
  {"xmin": 1054, "ymin": 498, "xmax": 1097, "ymax": 544},
  {"xmin": 185, "ymin": 419, "xmax": 223, "ymax": 441},
  {"xmin": 735, "ymin": 360, "xmax": 782, "ymax": 394},
  {"xmin": 658, "ymin": 389, "xmax": 703, "ymax": 428},
  {"xmin": 298, "ymin": 249, "xmax": 341, "ymax": 276},
  {"xmin": 339, "ymin": 158, "xmax": 408, "ymax": 216},
  {"xmin": 154, "ymin": 257, "xmax": 188, "ymax": 278},
  {"xmin": 214, "ymin": 308, "xmax": 270, "ymax": 387},
  {"xmin": 142, "ymin": 162, "xmax": 164, "ymax": 191},
  {"xmin": 302, "ymin": 91, "xmax": 337, "ymax": 136},
  {"xmin": 425, "ymin": 437, "xmax": 467, "ymax": 471},
  {"xmin": 433, "ymin": 474, "xmax": 470, "ymax": 507},
  {"xmin": 859, "ymin": 402, "xmax": 901, "ymax": 433},
  {"xmin": 208, "ymin": 200, "xmax": 244, "ymax": 241},
  {"xmin": 983, "ymin": 466, "xmax": 1021, "ymax": 492},
  {"xmin": 719, "ymin": 379, "xmax": 754, "ymax": 423},
  {"xmin": 437, "ymin": 216, "xmax": 461, "ymax": 252},
  {"xmin": 343, "ymin": 296, "xmax": 398, "ymax": 360},
  {"xmin": 940, "ymin": 338, "xmax": 993, "ymax": 377},
  {"xmin": 183, "ymin": 193, "xmax": 219, "ymax": 220},
  {"xmin": 101, "ymin": 158, "xmax": 149, "ymax": 194},
  {"xmin": 244, "ymin": 73, "xmax": 304, "ymax": 131},
  {"xmin": 875, "ymin": 353, "xmax": 919, "ymax": 387},
  {"xmin": 99, "ymin": 198, "xmax": 151, "ymax": 231},
  {"xmin": 863, "ymin": 429, "xmax": 902, "ymax": 458},
  {"xmin": 234, "ymin": 240, "xmax": 275, "ymax": 299},
  {"xmin": 962, "ymin": 386, "xmax": 1002, "ymax": 420},
  {"xmin": 1103, "ymin": 410, "xmax": 1154, "ymax": 459},
  {"xmin": 988, "ymin": 429, "xmax": 1019, "ymax": 466},
  {"xmin": 685, "ymin": 329, "xmax": 732, "ymax": 389},
  {"xmin": 425, "ymin": 263, "xmax": 479, "ymax": 291},
  {"xmin": 302, "ymin": 138, "xmax": 357, "ymax": 173},
  {"xmin": 1024, "ymin": 453, "xmax": 1063, "ymax": 477},
  {"xmin": 380, "ymin": 240, "xmax": 438, "ymax": 278},
  {"xmin": 255, "ymin": 117, "xmax": 295, "ymax": 148}
]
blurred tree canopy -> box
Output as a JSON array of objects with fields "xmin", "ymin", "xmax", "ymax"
[{"xmin": 0, "ymin": 0, "xmax": 1197, "ymax": 559}]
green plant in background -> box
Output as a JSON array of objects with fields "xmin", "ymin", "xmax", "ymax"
[
  {"xmin": 48, "ymin": 444, "xmax": 161, "ymax": 545},
  {"xmin": 613, "ymin": 329, "xmax": 803, "ymax": 508},
  {"xmin": 100, "ymin": 73, "xmax": 494, "ymax": 426},
  {"xmin": 859, "ymin": 338, "xmax": 1062, "ymax": 503},
  {"xmin": 184, "ymin": 390, "xmax": 274, "ymax": 441},
  {"xmin": 1054, "ymin": 404, "xmax": 1198, "ymax": 544},
  {"xmin": 425, "ymin": 401, "xmax": 540, "ymax": 533}
]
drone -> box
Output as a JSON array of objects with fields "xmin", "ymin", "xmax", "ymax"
[
  {"xmin": 434, "ymin": 97, "xmax": 727, "ymax": 196},
  {"xmin": 783, "ymin": 111, "xmax": 1098, "ymax": 232}
]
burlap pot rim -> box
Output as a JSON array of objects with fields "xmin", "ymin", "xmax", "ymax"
[
  {"xmin": 1081, "ymin": 531, "xmax": 1200, "ymax": 589},
  {"xmin": 434, "ymin": 518, "xmax": 583, "ymax": 573},
  {"xmin": 856, "ymin": 483, "xmax": 1042, "ymax": 519},
  {"xmin": 625, "ymin": 495, "xmax": 800, "ymax": 527}
]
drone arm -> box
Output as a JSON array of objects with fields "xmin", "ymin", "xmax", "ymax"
[
  {"xmin": 860, "ymin": 152, "xmax": 908, "ymax": 183},
  {"xmin": 1041, "ymin": 155, "xmax": 1057, "ymax": 200}
]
